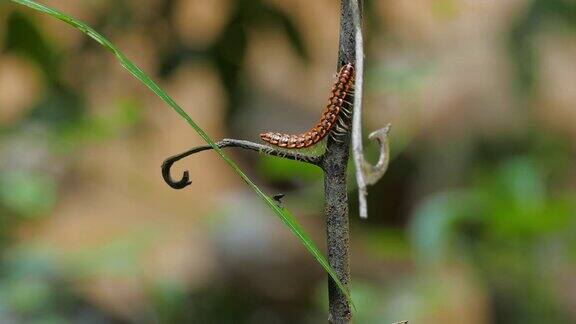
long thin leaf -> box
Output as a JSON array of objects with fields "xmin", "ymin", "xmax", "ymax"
[{"xmin": 8, "ymin": 0, "xmax": 353, "ymax": 306}]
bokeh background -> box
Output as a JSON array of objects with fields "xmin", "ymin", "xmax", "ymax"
[{"xmin": 1, "ymin": 0, "xmax": 576, "ymax": 323}]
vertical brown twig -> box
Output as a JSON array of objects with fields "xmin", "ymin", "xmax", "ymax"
[{"xmin": 322, "ymin": 0, "xmax": 361, "ymax": 322}]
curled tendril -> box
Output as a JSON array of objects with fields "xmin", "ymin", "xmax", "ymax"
[
  {"xmin": 162, "ymin": 151, "xmax": 194, "ymax": 189},
  {"xmin": 161, "ymin": 139, "xmax": 322, "ymax": 189},
  {"xmin": 364, "ymin": 124, "xmax": 391, "ymax": 186}
]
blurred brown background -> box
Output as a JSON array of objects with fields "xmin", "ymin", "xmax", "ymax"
[{"xmin": 1, "ymin": 0, "xmax": 576, "ymax": 323}]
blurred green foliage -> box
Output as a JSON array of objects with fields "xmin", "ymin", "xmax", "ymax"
[
  {"xmin": 159, "ymin": 0, "xmax": 308, "ymax": 125},
  {"xmin": 410, "ymin": 155, "xmax": 575, "ymax": 323},
  {"xmin": 0, "ymin": 247, "xmax": 116, "ymax": 323},
  {"xmin": 0, "ymin": 171, "xmax": 56, "ymax": 217},
  {"xmin": 510, "ymin": 0, "xmax": 576, "ymax": 94},
  {"xmin": 0, "ymin": 5, "xmax": 146, "ymax": 322}
]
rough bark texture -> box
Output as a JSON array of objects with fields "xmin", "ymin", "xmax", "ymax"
[
  {"xmin": 323, "ymin": 141, "xmax": 352, "ymax": 324},
  {"xmin": 322, "ymin": 0, "xmax": 361, "ymax": 322}
]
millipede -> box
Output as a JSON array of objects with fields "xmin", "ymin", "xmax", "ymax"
[{"xmin": 260, "ymin": 63, "xmax": 355, "ymax": 149}]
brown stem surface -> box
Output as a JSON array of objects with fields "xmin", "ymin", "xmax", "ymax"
[{"xmin": 321, "ymin": 0, "xmax": 361, "ymax": 322}]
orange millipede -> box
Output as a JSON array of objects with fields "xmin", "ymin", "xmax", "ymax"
[{"xmin": 260, "ymin": 63, "xmax": 355, "ymax": 149}]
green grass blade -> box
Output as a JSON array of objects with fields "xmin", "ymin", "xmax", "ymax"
[{"xmin": 9, "ymin": 0, "xmax": 353, "ymax": 307}]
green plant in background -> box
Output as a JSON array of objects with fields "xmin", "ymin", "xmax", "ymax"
[
  {"xmin": 0, "ymin": 10, "xmax": 93, "ymax": 250},
  {"xmin": 159, "ymin": 0, "xmax": 308, "ymax": 126},
  {"xmin": 410, "ymin": 155, "xmax": 576, "ymax": 323},
  {"xmin": 0, "ymin": 171, "xmax": 56, "ymax": 217},
  {"xmin": 0, "ymin": 7, "xmax": 144, "ymax": 248},
  {"xmin": 510, "ymin": 0, "xmax": 576, "ymax": 94},
  {"xmin": 0, "ymin": 247, "xmax": 117, "ymax": 322}
]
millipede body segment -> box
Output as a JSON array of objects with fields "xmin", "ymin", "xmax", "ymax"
[{"xmin": 260, "ymin": 63, "xmax": 355, "ymax": 149}]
